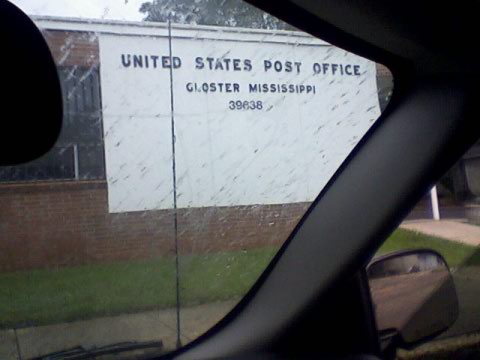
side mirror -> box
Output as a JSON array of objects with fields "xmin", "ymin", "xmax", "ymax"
[{"xmin": 367, "ymin": 249, "xmax": 459, "ymax": 349}]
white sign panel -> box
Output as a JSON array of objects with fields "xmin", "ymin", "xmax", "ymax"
[{"xmin": 99, "ymin": 28, "xmax": 380, "ymax": 213}]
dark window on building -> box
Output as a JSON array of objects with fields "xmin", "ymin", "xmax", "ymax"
[{"xmin": 0, "ymin": 66, "xmax": 105, "ymax": 182}]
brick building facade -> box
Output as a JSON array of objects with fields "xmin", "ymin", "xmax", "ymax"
[
  {"xmin": 0, "ymin": 180, "xmax": 307, "ymax": 271},
  {"xmin": 0, "ymin": 19, "xmax": 393, "ymax": 272}
]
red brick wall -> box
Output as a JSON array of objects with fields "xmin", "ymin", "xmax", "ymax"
[
  {"xmin": 42, "ymin": 30, "xmax": 99, "ymax": 67},
  {"xmin": 0, "ymin": 181, "xmax": 308, "ymax": 272}
]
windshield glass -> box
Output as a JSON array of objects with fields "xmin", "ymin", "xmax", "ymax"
[{"xmin": 1, "ymin": 1, "xmax": 392, "ymax": 358}]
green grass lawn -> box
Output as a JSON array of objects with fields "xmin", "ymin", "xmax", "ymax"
[
  {"xmin": 0, "ymin": 247, "xmax": 278, "ymax": 328},
  {"xmin": 0, "ymin": 228, "xmax": 478, "ymax": 329},
  {"xmin": 377, "ymin": 228, "xmax": 480, "ymax": 267}
]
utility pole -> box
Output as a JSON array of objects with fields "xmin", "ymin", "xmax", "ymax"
[{"xmin": 167, "ymin": 17, "xmax": 182, "ymax": 349}]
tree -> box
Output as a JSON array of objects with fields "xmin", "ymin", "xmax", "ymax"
[{"xmin": 139, "ymin": 0, "xmax": 294, "ymax": 30}]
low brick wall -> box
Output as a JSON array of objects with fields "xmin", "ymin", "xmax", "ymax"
[{"xmin": 0, "ymin": 181, "xmax": 308, "ymax": 272}]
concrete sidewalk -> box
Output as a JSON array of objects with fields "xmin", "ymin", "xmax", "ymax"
[
  {"xmin": 0, "ymin": 299, "xmax": 237, "ymax": 360},
  {"xmin": 401, "ymin": 219, "xmax": 480, "ymax": 246}
]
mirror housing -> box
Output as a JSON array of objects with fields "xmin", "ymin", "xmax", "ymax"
[
  {"xmin": 0, "ymin": 0, "xmax": 62, "ymax": 165},
  {"xmin": 367, "ymin": 249, "xmax": 459, "ymax": 348}
]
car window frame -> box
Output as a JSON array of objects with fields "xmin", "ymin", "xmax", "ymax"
[{"xmin": 166, "ymin": 1, "xmax": 480, "ymax": 359}]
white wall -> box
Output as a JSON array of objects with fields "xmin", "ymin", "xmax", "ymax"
[{"xmin": 99, "ymin": 27, "xmax": 380, "ymax": 213}]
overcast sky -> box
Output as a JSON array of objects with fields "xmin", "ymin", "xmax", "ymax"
[{"xmin": 11, "ymin": 0, "xmax": 146, "ymax": 21}]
